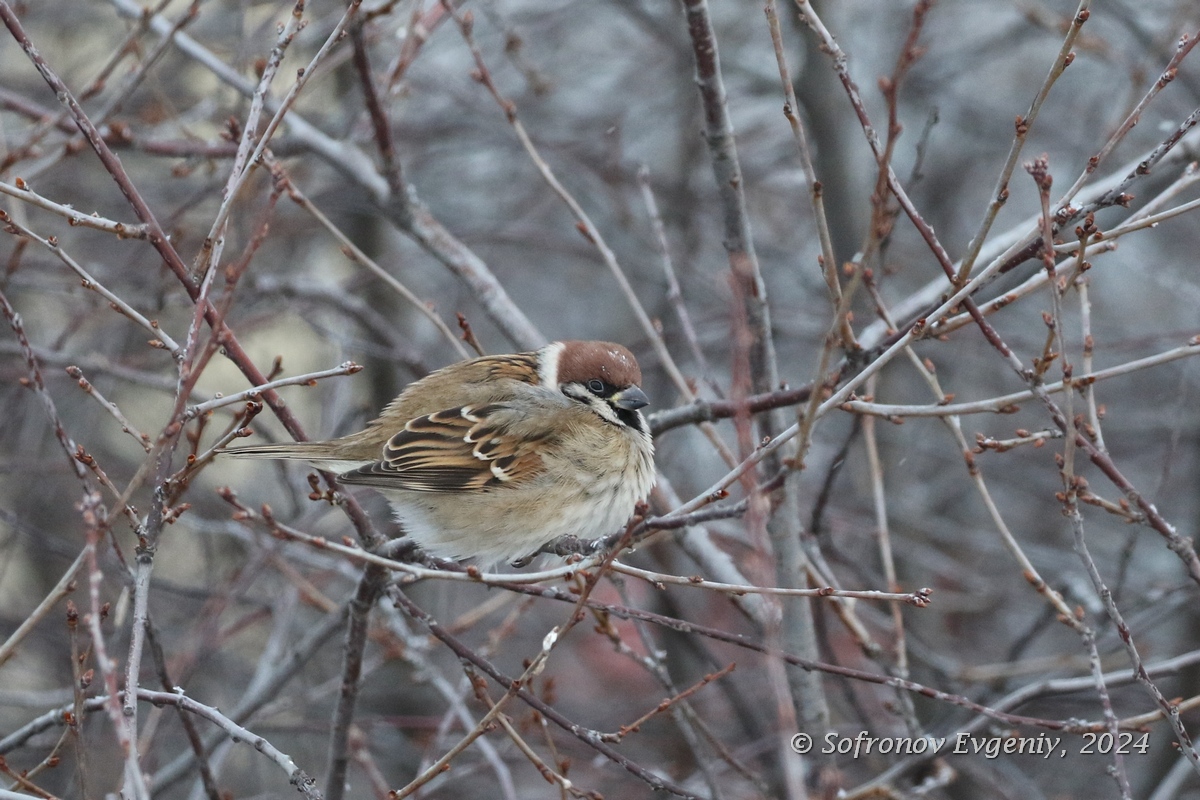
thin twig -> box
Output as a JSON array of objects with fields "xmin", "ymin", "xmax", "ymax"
[
  {"xmin": 0, "ymin": 549, "xmax": 86, "ymax": 668},
  {"xmin": 187, "ymin": 362, "xmax": 362, "ymax": 420},
  {"xmin": 842, "ymin": 339, "xmax": 1200, "ymax": 418},
  {"xmin": 0, "ymin": 213, "xmax": 182, "ymax": 356},
  {"xmin": 448, "ymin": 7, "xmax": 697, "ymax": 402},
  {"xmin": 65, "ymin": 366, "xmax": 151, "ymax": 451},
  {"xmin": 137, "ymin": 689, "xmax": 323, "ymax": 800},
  {"xmin": 271, "ymin": 163, "xmax": 470, "ymax": 359},
  {"xmin": 951, "ymin": 0, "xmax": 1092, "ymax": 284},
  {"xmin": 610, "ymin": 562, "xmax": 932, "ymax": 606},
  {"xmin": 388, "ymin": 586, "xmax": 700, "ymax": 799},
  {"xmin": 0, "ymin": 178, "xmax": 148, "ymax": 238}
]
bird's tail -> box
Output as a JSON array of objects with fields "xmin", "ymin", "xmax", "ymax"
[
  {"xmin": 222, "ymin": 441, "xmax": 329, "ymax": 460},
  {"xmin": 221, "ymin": 441, "xmax": 366, "ymax": 474}
]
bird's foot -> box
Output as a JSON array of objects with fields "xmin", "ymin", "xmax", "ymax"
[{"xmin": 510, "ymin": 535, "xmax": 601, "ymax": 568}]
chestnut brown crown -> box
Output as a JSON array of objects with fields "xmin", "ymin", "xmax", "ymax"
[{"xmin": 555, "ymin": 340, "xmax": 643, "ymax": 389}]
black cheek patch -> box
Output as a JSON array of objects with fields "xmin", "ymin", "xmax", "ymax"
[{"xmin": 614, "ymin": 405, "xmax": 645, "ymax": 433}]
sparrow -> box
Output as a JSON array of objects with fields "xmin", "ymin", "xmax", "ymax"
[{"xmin": 225, "ymin": 340, "xmax": 656, "ymax": 566}]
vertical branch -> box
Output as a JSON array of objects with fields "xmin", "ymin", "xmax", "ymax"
[
  {"xmin": 350, "ymin": 13, "xmax": 404, "ymax": 199},
  {"xmin": 66, "ymin": 600, "xmax": 91, "ymax": 798},
  {"xmin": 1077, "ymin": 280, "xmax": 1107, "ymax": 454},
  {"xmin": 861, "ymin": 374, "xmax": 918, "ymax": 735},
  {"xmin": 680, "ymin": 0, "xmax": 780, "ymax": 409},
  {"xmin": 83, "ymin": 491, "xmax": 149, "ymax": 800},
  {"xmin": 862, "ymin": 0, "xmax": 932, "ymax": 273},
  {"xmin": 679, "ymin": 5, "xmax": 831, "ymax": 796},
  {"xmin": 324, "ymin": 564, "xmax": 388, "ymax": 800},
  {"xmin": 763, "ymin": 0, "xmax": 852, "ymax": 349},
  {"xmin": 119, "ymin": 177, "xmax": 280, "ymax": 774}
]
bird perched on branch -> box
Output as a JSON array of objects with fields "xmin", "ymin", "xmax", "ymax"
[{"xmin": 225, "ymin": 341, "xmax": 656, "ymax": 566}]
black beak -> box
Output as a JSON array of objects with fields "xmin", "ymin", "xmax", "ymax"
[{"xmin": 611, "ymin": 386, "xmax": 650, "ymax": 410}]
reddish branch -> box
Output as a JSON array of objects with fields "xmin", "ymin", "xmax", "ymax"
[
  {"xmin": 790, "ymin": 0, "xmax": 1200, "ymax": 587},
  {"xmin": 349, "ymin": 18, "xmax": 404, "ymax": 198},
  {"xmin": 388, "ymin": 587, "xmax": 700, "ymax": 799},
  {"xmin": 477, "ymin": 578, "xmax": 1137, "ymax": 735},
  {"xmin": 0, "ymin": 0, "xmax": 383, "ymax": 548}
]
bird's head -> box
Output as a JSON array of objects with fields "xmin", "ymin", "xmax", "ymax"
[{"xmin": 540, "ymin": 341, "xmax": 650, "ymax": 433}]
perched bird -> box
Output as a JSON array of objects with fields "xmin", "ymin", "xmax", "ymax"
[{"xmin": 226, "ymin": 341, "xmax": 656, "ymax": 566}]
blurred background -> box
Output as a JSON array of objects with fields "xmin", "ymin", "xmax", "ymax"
[{"xmin": 2, "ymin": 0, "xmax": 1200, "ymax": 797}]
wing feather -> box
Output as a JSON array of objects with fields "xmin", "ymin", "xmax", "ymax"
[{"xmin": 338, "ymin": 404, "xmax": 546, "ymax": 492}]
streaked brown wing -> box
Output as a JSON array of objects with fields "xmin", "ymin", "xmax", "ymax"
[{"xmin": 338, "ymin": 404, "xmax": 546, "ymax": 492}]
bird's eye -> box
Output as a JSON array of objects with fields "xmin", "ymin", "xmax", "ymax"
[{"xmin": 587, "ymin": 379, "xmax": 605, "ymax": 394}]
